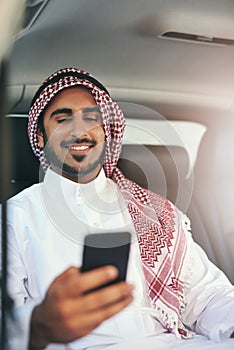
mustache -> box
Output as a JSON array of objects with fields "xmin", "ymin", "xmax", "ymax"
[{"xmin": 60, "ymin": 138, "xmax": 97, "ymax": 148}]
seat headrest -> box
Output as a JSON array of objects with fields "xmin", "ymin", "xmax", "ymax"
[{"xmin": 117, "ymin": 144, "xmax": 191, "ymax": 207}]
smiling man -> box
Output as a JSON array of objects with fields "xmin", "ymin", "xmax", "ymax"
[
  {"xmin": 5, "ymin": 67, "xmax": 234, "ymax": 350},
  {"xmin": 37, "ymin": 87, "xmax": 106, "ymax": 183}
]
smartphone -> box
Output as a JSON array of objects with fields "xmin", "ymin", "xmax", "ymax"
[{"xmin": 81, "ymin": 232, "xmax": 131, "ymax": 290}]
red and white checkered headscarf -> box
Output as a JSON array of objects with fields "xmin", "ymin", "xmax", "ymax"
[
  {"xmin": 29, "ymin": 67, "xmax": 124, "ymax": 177},
  {"xmin": 29, "ymin": 68, "xmax": 189, "ymax": 338}
]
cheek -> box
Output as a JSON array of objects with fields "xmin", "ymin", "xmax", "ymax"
[
  {"xmin": 45, "ymin": 124, "xmax": 69, "ymax": 142},
  {"xmin": 95, "ymin": 126, "xmax": 105, "ymax": 143}
]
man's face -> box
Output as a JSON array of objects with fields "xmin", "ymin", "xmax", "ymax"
[{"xmin": 37, "ymin": 86, "xmax": 105, "ymax": 183}]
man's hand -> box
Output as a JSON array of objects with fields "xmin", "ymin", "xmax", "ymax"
[{"xmin": 29, "ymin": 266, "xmax": 134, "ymax": 348}]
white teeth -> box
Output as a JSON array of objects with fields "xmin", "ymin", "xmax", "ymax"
[{"xmin": 70, "ymin": 145, "xmax": 89, "ymax": 151}]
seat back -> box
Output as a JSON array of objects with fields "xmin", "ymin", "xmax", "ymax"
[{"xmin": 118, "ymin": 144, "xmax": 192, "ymax": 212}]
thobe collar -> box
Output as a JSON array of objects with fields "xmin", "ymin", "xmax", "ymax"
[{"xmin": 43, "ymin": 167, "xmax": 108, "ymax": 201}]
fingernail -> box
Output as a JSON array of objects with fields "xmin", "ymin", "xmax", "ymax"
[
  {"xmin": 123, "ymin": 284, "xmax": 135, "ymax": 297},
  {"xmin": 106, "ymin": 266, "xmax": 118, "ymax": 279},
  {"xmin": 127, "ymin": 284, "xmax": 135, "ymax": 294}
]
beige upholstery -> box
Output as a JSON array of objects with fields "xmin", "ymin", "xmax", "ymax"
[{"xmin": 118, "ymin": 144, "xmax": 192, "ymax": 213}]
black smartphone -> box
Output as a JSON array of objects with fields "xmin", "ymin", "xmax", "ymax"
[{"xmin": 81, "ymin": 232, "xmax": 131, "ymax": 290}]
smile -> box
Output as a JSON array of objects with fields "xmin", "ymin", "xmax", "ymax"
[
  {"xmin": 67, "ymin": 142, "xmax": 96, "ymax": 156},
  {"xmin": 69, "ymin": 145, "xmax": 90, "ymax": 151}
]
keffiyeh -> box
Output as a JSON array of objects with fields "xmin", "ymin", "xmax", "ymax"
[{"xmin": 29, "ymin": 67, "xmax": 189, "ymax": 338}]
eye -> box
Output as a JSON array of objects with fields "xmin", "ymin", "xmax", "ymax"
[
  {"xmin": 83, "ymin": 112, "xmax": 102, "ymax": 123},
  {"xmin": 83, "ymin": 116, "xmax": 98, "ymax": 122},
  {"xmin": 57, "ymin": 117, "xmax": 73, "ymax": 124}
]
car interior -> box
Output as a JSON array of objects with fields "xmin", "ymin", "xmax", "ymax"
[{"xmin": 1, "ymin": 0, "xmax": 234, "ymax": 291}]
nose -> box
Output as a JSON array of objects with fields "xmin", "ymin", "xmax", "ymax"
[{"xmin": 70, "ymin": 115, "xmax": 88, "ymax": 139}]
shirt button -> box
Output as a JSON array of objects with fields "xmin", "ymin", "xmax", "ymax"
[{"xmin": 93, "ymin": 222, "xmax": 99, "ymax": 228}]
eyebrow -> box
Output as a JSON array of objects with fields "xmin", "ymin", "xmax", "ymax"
[
  {"xmin": 82, "ymin": 106, "xmax": 101, "ymax": 114},
  {"xmin": 50, "ymin": 108, "xmax": 72, "ymax": 119},
  {"xmin": 50, "ymin": 106, "xmax": 101, "ymax": 119}
]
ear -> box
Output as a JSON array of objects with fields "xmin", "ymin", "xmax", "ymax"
[{"xmin": 37, "ymin": 128, "xmax": 45, "ymax": 148}]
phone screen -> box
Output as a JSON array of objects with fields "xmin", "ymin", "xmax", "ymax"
[{"xmin": 81, "ymin": 232, "xmax": 131, "ymax": 289}]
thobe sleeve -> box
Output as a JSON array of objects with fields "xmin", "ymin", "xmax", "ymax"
[
  {"xmin": 3, "ymin": 217, "xmax": 36, "ymax": 350},
  {"xmin": 3, "ymin": 203, "xmax": 71, "ymax": 350},
  {"xmin": 180, "ymin": 214, "xmax": 234, "ymax": 342},
  {"xmin": 1, "ymin": 206, "xmax": 38, "ymax": 350}
]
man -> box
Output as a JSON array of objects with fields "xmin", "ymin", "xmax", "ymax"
[{"xmin": 5, "ymin": 67, "xmax": 234, "ymax": 350}]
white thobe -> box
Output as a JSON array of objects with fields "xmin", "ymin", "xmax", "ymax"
[{"xmin": 3, "ymin": 168, "xmax": 234, "ymax": 350}]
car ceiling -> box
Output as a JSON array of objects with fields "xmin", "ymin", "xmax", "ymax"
[{"xmin": 7, "ymin": 0, "xmax": 234, "ymax": 120}]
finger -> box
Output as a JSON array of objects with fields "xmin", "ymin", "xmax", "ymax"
[
  {"xmin": 50, "ymin": 266, "xmax": 79, "ymax": 284},
  {"xmin": 72, "ymin": 265, "xmax": 119, "ymax": 295},
  {"xmin": 75, "ymin": 292, "xmax": 134, "ymax": 332},
  {"xmin": 50, "ymin": 265, "xmax": 119, "ymax": 297},
  {"xmin": 47, "ymin": 278, "xmax": 133, "ymax": 314},
  {"xmin": 97, "ymin": 292, "xmax": 134, "ymax": 321},
  {"xmin": 57, "ymin": 282, "xmax": 134, "ymax": 323},
  {"xmin": 76, "ymin": 282, "xmax": 134, "ymax": 313}
]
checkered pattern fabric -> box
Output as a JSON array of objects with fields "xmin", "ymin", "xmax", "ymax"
[{"xmin": 28, "ymin": 68, "xmax": 188, "ymax": 338}]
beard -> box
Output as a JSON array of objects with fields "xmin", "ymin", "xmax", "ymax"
[{"xmin": 43, "ymin": 135, "xmax": 106, "ymax": 182}]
